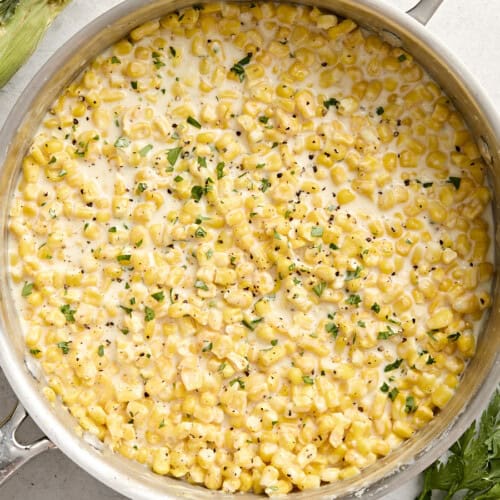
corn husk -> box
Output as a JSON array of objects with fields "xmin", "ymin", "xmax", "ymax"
[{"xmin": 0, "ymin": 0, "xmax": 71, "ymax": 88}]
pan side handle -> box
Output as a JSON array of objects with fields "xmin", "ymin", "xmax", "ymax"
[
  {"xmin": 0, "ymin": 403, "xmax": 55, "ymax": 486},
  {"xmin": 407, "ymin": 0, "xmax": 444, "ymax": 25}
]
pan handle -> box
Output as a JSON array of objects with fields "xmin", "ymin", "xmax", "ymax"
[
  {"xmin": 0, "ymin": 403, "xmax": 55, "ymax": 486},
  {"xmin": 407, "ymin": 0, "xmax": 444, "ymax": 25}
]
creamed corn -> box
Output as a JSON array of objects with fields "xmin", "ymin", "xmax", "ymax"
[{"xmin": 8, "ymin": 2, "xmax": 493, "ymax": 495}]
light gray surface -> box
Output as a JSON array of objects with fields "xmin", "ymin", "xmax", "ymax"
[{"xmin": 0, "ymin": 0, "xmax": 499, "ymax": 498}]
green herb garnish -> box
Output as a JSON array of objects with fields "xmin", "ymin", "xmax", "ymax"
[
  {"xmin": 187, "ymin": 116, "xmax": 201, "ymax": 128},
  {"xmin": 144, "ymin": 306, "xmax": 155, "ymax": 322},
  {"xmin": 230, "ymin": 52, "xmax": 253, "ymax": 81},
  {"xmin": 384, "ymin": 359, "xmax": 403, "ymax": 372},
  {"xmin": 21, "ymin": 282, "xmax": 33, "ymax": 297}
]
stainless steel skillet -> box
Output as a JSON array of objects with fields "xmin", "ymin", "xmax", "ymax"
[{"xmin": 0, "ymin": 1, "xmax": 498, "ymax": 498}]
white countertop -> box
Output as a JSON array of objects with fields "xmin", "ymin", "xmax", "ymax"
[{"xmin": 0, "ymin": 0, "xmax": 499, "ymax": 498}]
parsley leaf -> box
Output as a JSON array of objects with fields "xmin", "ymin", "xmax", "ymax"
[
  {"xmin": 345, "ymin": 266, "xmax": 362, "ymax": 281},
  {"xmin": 114, "ymin": 136, "xmax": 130, "ymax": 148},
  {"xmin": 311, "ymin": 226, "xmax": 323, "ymax": 237},
  {"xmin": 242, "ymin": 317, "xmax": 263, "ymax": 331},
  {"xmin": 151, "ymin": 291, "xmax": 165, "ymax": 302},
  {"xmin": 417, "ymin": 390, "xmax": 500, "ymax": 500},
  {"xmin": 325, "ymin": 322, "xmax": 339, "ymax": 338},
  {"xmin": 384, "ymin": 358, "xmax": 403, "ymax": 372},
  {"xmin": 60, "ymin": 304, "xmax": 76, "ymax": 323},
  {"xmin": 346, "ymin": 294, "xmax": 361, "ymax": 306},
  {"xmin": 191, "ymin": 185, "xmax": 204, "ymax": 202},
  {"xmin": 187, "ymin": 116, "xmax": 202, "ymax": 129},
  {"xmin": 260, "ymin": 178, "xmax": 271, "ymax": 192},
  {"xmin": 216, "ymin": 162, "xmax": 225, "ymax": 179},
  {"xmin": 202, "ymin": 341, "xmax": 213, "ymax": 352},
  {"xmin": 312, "ymin": 282, "xmax": 326, "ymax": 297},
  {"xmin": 230, "ymin": 52, "xmax": 253, "ymax": 81},
  {"xmin": 139, "ymin": 144, "xmax": 153, "ymax": 157},
  {"xmin": 167, "ymin": 147, "xmax": 182, "ymax": 166},
  {"xmin": 229, "ymin": 377, "xmax": 245, "ymax": 389},
  {"xmin": 194, "ymin": 280, "xmax": 209, "ymax": 291},
  {"xmin": 144, "ymin": 306, "xmax": 155, "ymax": 322},
  {"xmin": 57, "ymin": 341, "xmax": 70, "ymax": 354},
  {"xmin": 323, "ymin": 97, "xmax": 339, "ymax": 110},
  {"xmin": 22, "ymin": 282, "xmax": 33, "ymax": 297},
  {"xmin": 447, "ymin": 176, "xmax": 461, "ymax": 190}
]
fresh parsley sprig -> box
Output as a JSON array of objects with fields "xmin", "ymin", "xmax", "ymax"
[{"xmin": 417, "ymin": 389, "xmax": 500, "ymax": 500}]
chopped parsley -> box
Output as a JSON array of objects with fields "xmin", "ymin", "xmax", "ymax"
[
  {"xmin": 323, "ymin": 97, "xmax": 339, "ymax": 110},
  {"xmin": 60, "ymin": 304, "xmax": 76, "ymax": 323},
  {"xmin": 216, "ymin": 162, "xmax": 225, "ymax": 179},
  {"xmin": 191, "ymin": 185, "xmax": 204, "ymax": 202},
  {"xmin": 21, "ymin": 282, "xmax": 33, "ymax": 297},
  {"xmin": 120, "ymin": 305, "xmax": 133, "ymax": 316},
  {"xmin": 114, "ymin": 136, "xmax": 130, "ymax": 148},
  {"xmin": 345, "ymin": 266, "xmax": 362, "ymax": 281},
  {"xmin": 97, "ymin": 345, "xmax": 104, "ymax": 357},
  {"xmin": 346, "ymin": 294, "xmax": 362, "ymax": 306},
  {"xmin": 377, "ymin": 325, "xmax": 398, "ymax": 340},
  {"xmin": 388, "ymin": 387, "xmax": 399, "ymax": 401},
  {"xmin": 325, "ymin": 322, "xmax": 339, "ymax": 338},
  {"xmin": 151, "ymin": 291, "xmax": 165, "ymax": 302},
  {"xmin": 447, "ymin": 176, "xmax": 461, "ymax": 190},
  {"xmin": 376, "ymin": 106, "xmax": 385, "ymax": 115},
  {"xmin": 229, "ymin": 377, "xmax": 245, "ymax": 389},
  {"xmin": 202, "ymin": 341, "xmax": 213, "ymax": 352},
  {"xmin": 371, "ymin": 303, "xmax": 381, "ymax": 313},
  {"xmin": 194, "ymin": 280, "xmax": 209, "ymax": 291},
  {"xmin": 187, "ymin": 116, "xmax": 202, "ymax": 128},
  {"xmin": 194, "ymin": 226, "xmax": 207, "ymax": 238},
  {"xmin": 57, "ymin": 341, "xmax": 70, "ymax": 354},
  {"xmin": 312, "ymin": 282, "xmax": 326, "ymax": 297},
  {"xmin": 384, "ymin": 359, "xmax": 403, "ymax": 372},
  {"xmin": 167, "ymin": 147, "xmax": 182, "ymax": 166},
  {"xmin": 302, "ymin": 375, "xmax": 314, "ymax": 385},
  {"xmin": 136, "ymin": 182, "xmax": 147, "ymax": 194},
  {"xmin": 230, "ymin": 52, "xmax": 253, "ymax": 81},
  {"xmin": 311, "ymin": 226, "xmax": 324, "ymax": 237},
  {"xmin": 405, "ymin": 395, "xmax": 418, "ymax": 413},
  {"xmin": 139, "ymin": 144, "xmax": 153, "ymax": 157},
  {"xmin": 260, "ymin": 178, "xmax": 271, "ymax": 192},
  {"xmin": 242, "ymin": 317, "xmax": 263, "ymax": 331},
  {"xmin": 144, "ymin": 306, "xmax": 155, "ymax": 322}
]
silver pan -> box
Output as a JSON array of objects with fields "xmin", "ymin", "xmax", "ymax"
[{"xmin": 0, "ymin": 1, "xmax": 499, "ymax": 498}]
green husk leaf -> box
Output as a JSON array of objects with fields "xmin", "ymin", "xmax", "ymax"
[
  {"xmin": 0, "ymin": 0, "xmax": 71, "ymax": 88},
  {"xmin": 0, "ymin": 0, "xmax": 21, "ymax": 24}
]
